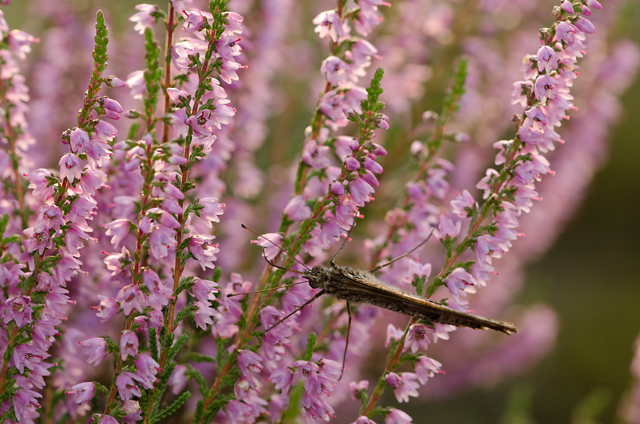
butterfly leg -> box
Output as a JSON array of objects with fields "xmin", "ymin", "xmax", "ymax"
[
  {"xmin": 266, "ymin": 290, "xmax": 325, "ymax": 332},
  {"xmin": 339, "ymin": 301, "xmax": 352, "ymax": 380}
]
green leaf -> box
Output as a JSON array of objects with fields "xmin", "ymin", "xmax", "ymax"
[
  {"xmin": 151, "ymin": 391, "xmax": 191, "ymax": 423},
  {"xmin": 303, "ymin": 333, "xmax": 316, "ymax": 361}
]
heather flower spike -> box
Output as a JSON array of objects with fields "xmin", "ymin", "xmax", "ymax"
[{"xmin": 0, "ymin": 0, "xmax": 634, "ymax": 423}]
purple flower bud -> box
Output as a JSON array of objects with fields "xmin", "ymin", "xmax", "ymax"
[
  {"xmin": 371, "ymin": 143, "xmax": 387, "ymax": 156},
  {"xmin": 410, "ymin": 141, "xmax": 423, "ymax": 155},
  {"xmin": 361, "ymin": 170, "xmax": 379, "ymax": 187},
  {"xmin": 345, "ymin": 156, "xmax": 361, "ymax": 171},
  {"xmin": 124, "ymin": 109, "xmax": 141, "ymax": 119},
  {"xmin": 363, "ymin": 157, "xmax": 383, "ymax": 174},
  {"xmin": 574, "ymin": 17, "xmax": 595, "ymax": 34},
  {"xmin": 454, "ymin": 132, "xmax": 470, "ymax": 142},
  {"xmin": 580, "ymin": 5, "xmax": 592, "ymax": 15},
  {"xmin": 584, "ymin": 0, "xmax": 602, "ymax": 9},
  {"xmin": 561, "ymin": 1, "xmax": 574, "ymax": 13},
  {"xmin": 99, "ymin": 97, "xmax": 123, "ymax": 113},
  {"xmin": 330, "ymin": 181, "xmax": 345, "ymax": 196},
  {"xmin": 384, "ymin": 208, "xmax": 407, "ymax": 227},
  {"xmin": 376, "ymin": 113, "xmax": 389, "ymax": 129},
  {"xmin": 104, "ymin": 75, "xmax": 125, "ymax": 88},
  {"xmin": 385, "ymin": 372, "xmax": 402, "ymax": 388}
]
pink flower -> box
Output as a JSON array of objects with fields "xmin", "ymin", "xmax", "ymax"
[
  {"xmin": 183, "ymin": 9, "xmax": 206, "ymax": 32},
  {"xmin": 148, "ymin": 225, "xmax": 177, "ymax": 260},
  {"xmin": 350, "ymin": 177, "xmax": 374, "ymax": 206},
  {"xmin": 103, "ymin": 219, "xmax": 131, "ymax": 247},
  {"xmin": 25, "ymin": 168, "xmax": 54, "ymax": 197},
  {"xmin": 79, "ymin": 338, "xmax": 108, "ymax": 366},
  {"xmin": 391, "ymin": 373, "xmax": 420, "ymax": 403},
  {"xmin": 403, "ymin": 259, "xmax": 431, "ymax": 284},
  {"xmin": 194, "ymin": 300, "xmax": 215, "ymax": 329},
  {"xmin": 120, "ymin": 330, "xmax": 138, "ymax": 360},
  {"xmin": 189, "ymin": 235, "xmax": 219, "ymax": 270},
  {"xmin": 134, "ymin": 354, "xmax": 160, "ymax": 388},
  {"xmin": 4, "ymin": 295, "xmax": 33, "ymax": 328},
  {"xmin": 238, "ymin": 350, "xmax": 264, "ymax": 375},
  {"xmin": 445, "ymin": 268, "xmax": 476, "ymax": 304},
  {"xmin": 117, "ymin": 285, "xmax": 146, "ymax": 316},
  {"xmin": 67, "ymin": 382, "xmax": 96, "ymax": 403},
  {"xmin": 23, "ymin": 227, "xmax": 52, "ymax": 255},
  {"xmin": 386, "ymin": 408, "xmax": 412, "ymax": 424},
  {"xmin": 268, "ymin": 367, "xmax": 293, "ymax": 393},
  {"xmin": 414, "ymin": 356, "xmax": 443, "ymax": 384},
  {"xmin": 451, "ymin": 190, "xmax": 476, "ymax": 217},
  {"xmin": 534, "ymin": 75, "xmax": 558, "ymax": 102},
  {"xmin": 537, "ymin": 46, "xmax": 558, "ymax": 73},
  {"xmin": 116, "ymin": 372, "xmax": 141, "ymax": 400},
  {"xmin": 130, "ymin": 4, "xmax": 158, "ymax": 34},
  {"xmin": 355, "ymin": 417, "xmax": 376, "ymax": 424},
  {"xmin": 284, "ymin": 195, "xmax": 312, "ymax": 221},
  {"xmin": 198, "ymin": 197, "xmax": 225, "ymax": 227},
  {"xmin": 168, "ymin": 365, "xmax": 189, "ymax": 395},
  {"xmin": 313, "ymin": 10, "xmax": 344, "ymax": 43},
  {"xmin": 349, "ymin": 380, "xmax": 369, "ymax": 400},
  {"xmin": 93, "ymin": 296, "xmax": 119, "ymax": 322},
  {"xmin": 385, "ymin": 324, "xmax": 404, "ymax": 347},
  {"xmin": 13, "ymin": 389, "xmax": 41, "ymax": 422},
  {"xmin": 7, "ymin": 30, "xmax": 38, "ymax": 59},
  {"xmin": 321, "ymin": 56, "xmax": 351, "ymax": 85},
  {"xmin": 435, "ymin": 214, "xmax": 461, "ymax": 240},
  {"xmin": 405, "ymin": 324, "xmax": 434, "ymax": 353},
  {"xmin": 301, "ymin": 139, "xmax": 332, "ymax": 169},
  {"xmin": 254, "ymin": 232, "xmax": 282, "ymax": 260},
  {"xmin": 35, "ymin": 205, "xmax": 64, "ymax": 231}
]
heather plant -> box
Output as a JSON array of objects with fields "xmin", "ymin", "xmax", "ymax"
[{"xmin": 0, "ymin": 0, "xmax": 637, "ymax": 423}]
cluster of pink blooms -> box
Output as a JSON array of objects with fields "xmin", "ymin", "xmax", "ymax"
[{"xmin": 0, "ymin": 0, "xmax": 637, "ymax": 423}]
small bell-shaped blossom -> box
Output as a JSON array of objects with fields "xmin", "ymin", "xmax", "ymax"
[{"xmin": 79, "ymin": 338, "xmax": 108, "ymax": 366}]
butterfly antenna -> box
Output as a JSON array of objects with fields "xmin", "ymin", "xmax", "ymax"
[
  {"xmin": 241, "ymin": 224, "xmax": 310, "ymax": 271},
  {"xmin": 369, "ymin": 229, "xmax": 435, "ymax": 272},
  {"xmin": 266, "ymin": 290, "xmax": 326, "ymax": 332},
  {"xmin": 262, "ymin": 251, "xmax": 303, "ymax": 275},
  {"xmin": 227, "ymin": 280, "xmax": 309, "ymax": 298},
  {"xmin": 330, "ymin": 219, "xmax": 357, "ymax": 267}
]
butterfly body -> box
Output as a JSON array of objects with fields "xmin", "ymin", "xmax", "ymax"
[{"xmin": 303, "ymin": 264, "xmax": 518, "ymax": 335}]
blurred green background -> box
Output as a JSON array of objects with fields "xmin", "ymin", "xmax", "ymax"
[{"xmin": 3, "ymin": 1, "xmax": 640, "ymax": 423}]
